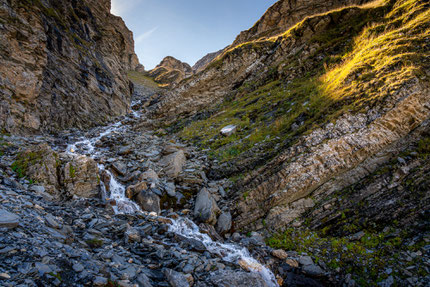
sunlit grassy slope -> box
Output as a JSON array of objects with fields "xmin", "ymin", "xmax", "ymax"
[{"xmin": 178, "ymin": 0, "xmax": 429, "ymax": 166}]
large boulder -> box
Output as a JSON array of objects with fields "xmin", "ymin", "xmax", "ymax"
[
  {"xmin": 194, "ymin": 188, "xmax": 220, "ymax": 225},
  {"xmin": 160, "ymin": 150, "xmax": 186, "ymax": 179},
  {"xmin": 62, "ymin": 155, "xmax": 99, "ymax": 198},
  {"xmin": 126, "ymin": 182, "xmax": 148, "ymax": 199},
  {"xmin": 135, "ymin": 190, "xmax": 161, "ymax": 215},
  {"xmin": 216, "ymin": 212, "xmax": 232, "ymax": 235},
  {"xmin": 11, "ymin": 143, "xmax": 59, "ymax": 195}
]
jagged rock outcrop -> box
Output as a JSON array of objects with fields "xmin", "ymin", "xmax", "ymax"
[
  {"xmin": 192, "ymin": 49, "xmax": 224, "ymax": 74},
  {"xmin": 232, "ymin": 0, "xmax": 371, "ymax": 47},
  {"xmin": 236, "ymin": 82, "xmax": 430, "ymax": 231},
  {"xmin": 0, "ymin": 0, "xmax": 140, "ymax": 134},
  {"xmin": 149, "ymin": 56, "xmax": 192, "ymax": 87}
]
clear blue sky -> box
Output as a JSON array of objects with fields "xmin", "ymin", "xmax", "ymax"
[{"xmin": 111, "ymin": 0, "xmax": 277, "ymax": 70}]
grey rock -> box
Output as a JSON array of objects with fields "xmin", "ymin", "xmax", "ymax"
[
  {"xmin": 161, "ymin": 150, "xmax": 186, "ymax": 178},
  {"xmin": 182, "ymin": 264, "xmax": 194, "ymax": 274},
  {"xmin": 45, "ymin": 214, "xmax": 61, "ymax": 229},
  {"xmin": 121, "ymin": 266, "xmax": 137, "ymax": 280},
  {"xmin": 165, "ymin": 182, "xmax": 176, "ymax": 197},
  {"xmin": 35, "ymin": 262, "xmax": 52, "ymax": 276},
  {"xmin": 112, "ymin": 162, "xmax": 127, "ymax": 176},
  {"xmin": 220, "ymin": 125, "xmax": 237, "ymax": 136},
  {"xmin": 194, "ymin": 188, "xmax": 220, "ymax": 225},
  {"xmin": 136, "ymin": 273, "xmax": 153, "ymax": 287},
  {"xmin": 351, "ymin": 231, "xmax": 365, "ymax": 241},
  {"xmin": 302, "ymin": 264, "xmax": 324, "ymax": 276},
  {"xmin": 126, "ymin": 227, "xmax": 141, "ymax": 243},
  {"xmin": 208, "ymin": 270, "xmax": 268, "ymax": 287},
  {"xmin": 141, "ymin": 169, "xmax": 159, "ymax": 183},
  {"xmin": 119, "ymin": 145, "xmax": 133, "ymax": 155},
  {"xmin": 135, "ymin": 190, "xmax": 160, "ymax": 215},
  {"xmin": 216, "ymin": 212, "xmax": 232, "ymax": 235},
  {"xmin": 30, "ymin": 185, "xmax": 45, "ymax": 193},
  {"xmin": 163, "ymin": 269, "xmax": 190, "ymax": 287},
  {"xmin": 93, "ymin": 276, "xmax": 108, "ymax": 286},
  {"xmin": 0, "ymin": 209, "xmax": 20, "ymax": 229},
  {"xmin": 299, "ymin": 256, "xmax": 314, "ymax": 266},
  {"xmin": 73, "ymin": 263, "xmax": 84, "ymax": 272},
  {"xmin": 378, "ymin": 276, "xmax": 394, "ymax": 287}
]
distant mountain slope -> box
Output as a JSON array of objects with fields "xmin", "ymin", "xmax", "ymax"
[{"xmin": 148, "ymin": 56, "xmax": 192, "ymax": 87}]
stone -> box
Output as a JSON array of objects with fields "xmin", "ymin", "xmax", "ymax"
[
  {"xmin": 14, "ymin": 144, "xmax": 58, "ymax": 195},
  {"xmin": 163, "ymin": 268, "xmax": 190, "ymax": 287},
  {"xmin": 72, "ymin": 263, "xmax": 84, "ymax": 272},
  {"xmin": 112, "ymin": 162, "xmax": 127, "ymax": 176},
  {"xmin": 140, "ymin": 169, "xmax": 159, "ymax": 183},
  {"xmin": 62, "ymin": 155, "xmax": 99, "ymax": 198},
  {"xmin": 135, "ymin": 190, "xmax": 161, "ymax": 215},
  {"xmin": 0, "ymin": 273, "xmax": 11, "ymax": 279},
  {"xmin": 119, "ymin": 145, "xmax": 133, "ymax": 155},
  {"xmin": 165, "ymin": 182, "xmax": 176, "ymax": 197},
  {"xmin": 136, "ymin": 273, "xmax": 153, "ymax": 287},
  {"xmin": 285, "ymin": 259, "xmax": 299, "ymax": 268},
  {"xmin": 126, "ymin": 227, "xmax": 141, "ymax": 243},
  {"xmin": 216, "ymin": 212, "xmax": 232, "ymax": 235},
  {"xmin": 93, "ymin": 276, "xmax": 108, "ymax": 286},
  {"xmin": 45, "ymin": 214, "xmax": 61, "ymax": 229},
  {"xmin": 271, "ymin": 249, "xmax": 288, "ymax": 260},
  {"xmin": 208, "ymin": 270, "xmax": 268, "ymax": 287},
  {"xmin": 126, "ymin": 182, "xmax": 148, "ymax": 199},
  {"xmin": 302, "ymin": 264, "xmax": 324, "ymax": 277},
  {"xmin": 0, "ymin": 209, "xmax": 20, "ymax": 229},
  {"xmin": 194, "ymin": 188, "xmax": 220, "ymax": 225},
  {"xmin": 30, "ymin": 185, "xmax": 45, "ymax": 193},
  {"xmin": 121, "ymin": 266, "xmax": 137, "ymax": 280},
  {"xmin": 299, "ymin": 256, "xmax": 314, "ymax": 266},
  {"xmin": 161, "ymin": 150, "xmax": 186, "ymax": 178},
  {"xmin": 220, "ymin": 125, "xmax": 237, "ymax": 136},
  {"xmin": 35, "ymin": 262, "xmax": 52, "ymax": 276}
]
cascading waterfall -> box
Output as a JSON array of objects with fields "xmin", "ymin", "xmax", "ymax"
[
  {"xmin": 65, "ymin": 102, "xmax": 279, "ymax": 287},
  {"xmin": 169, "ymin": 217, "xmax": 279, "ymax": 287}
]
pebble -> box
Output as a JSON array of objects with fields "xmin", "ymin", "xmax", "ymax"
[{"xmin": 0, "ymin": 273, "xmax": 11, "ymax": 279}]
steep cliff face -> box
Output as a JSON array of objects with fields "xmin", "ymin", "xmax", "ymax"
[
  {"xmin": 0, "ymin": 0, "xmax": 140, "ymax": 135},
  {"xmin": 148, "ymin": 56, "xmax": 192, "ymax": 87},
  {"xmin": 150, "ymin": 0, "xmax": 430, "ymax": 237},
  {"xmin": 232, "ymin": 0, "xmax": 372, "ymax": 47}
]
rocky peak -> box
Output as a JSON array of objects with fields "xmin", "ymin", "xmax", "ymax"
[
  {"xmin": 148, "ymin": 56, "xmax": 192, "ymax": 87},
  {"xmin": 157, "ymin": 56, "xmax": 192, "ymax": 73}
]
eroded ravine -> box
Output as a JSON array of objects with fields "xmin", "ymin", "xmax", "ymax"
[{"xmin": 64, "ymin": 94, "xmax": 279, "ymax": 287}]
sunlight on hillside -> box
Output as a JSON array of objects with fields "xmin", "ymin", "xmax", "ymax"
[{"xmin": 323, "ymin": 0, "xmax": 429, "ymax": 101}]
